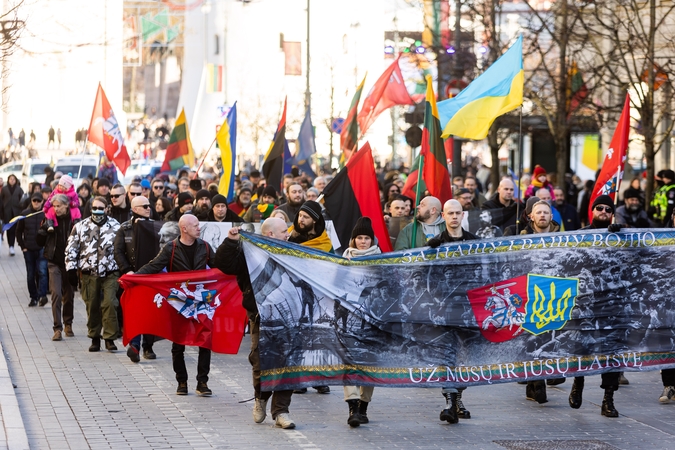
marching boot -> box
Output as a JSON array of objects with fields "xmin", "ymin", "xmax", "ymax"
[
  {"xmin": 569, "ymin": 378, "xmax": 584, "ymax": 409},
  {"xmin": 347, "ymin": 399, "xmax": 361, "ymax": 428},
  {"xmin": 526, "ymin": 380, "xmax": 548, "ymax": 404},
  {"xmin": 601, "ymin": 388, "xmax": 619, "ymax": 417},
  {"xmin": 440, "ymin": 392, "xmax": 459, "ymax": 424},
  {"xmin": 357, "ymin": 400, "xmax": 369, "ymax": 424},
  {"xmin": 455, "ymin": 389, "xmax": 471, "ymax": 419}
]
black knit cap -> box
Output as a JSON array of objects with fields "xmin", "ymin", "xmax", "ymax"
[
  {"xmin": 178, "ymin": 192, "xmax": 194, "ymax": 206},
  {"xmin": 189, "ymin": 179, "xmax": 203, "ymax": 191},
  {"xmin": 195, "ymin": 189, "xmax": 211, "ymax": 201},
  {"xmin": 623, "ymin": 187, "xmax": 641, "ymax": 200},
  {"xmin": 662, "ymin": 169, "xmax": 675, "ymax": 182},
  {"xmin": 351, "ymin": 216, "xmax": 375, "ymax": 240},
  {"xmin": 262, "ymin": 185, "xmax": 277, "ymax": 200},
  {"xmin": 591, "ymin": 194, "xmax": 615, "ymax": 213},
  {"xmin": 294, "ymin": 200, "xmax": 326, "ymax": 235},
  {"xmin": 211, "ymin": 194, "xmax": 227, "ymax": 206}
]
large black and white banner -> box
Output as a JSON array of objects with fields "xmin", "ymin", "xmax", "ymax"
[{"xmin": 241, "ymin": 229, "xmax": 675, "ymax": 391}]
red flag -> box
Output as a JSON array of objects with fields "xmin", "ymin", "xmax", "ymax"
[
  {"xmin": 421, "ymin": 75, "xmax": 453, "ymax": 204},
  {"xmin": 588, "ymin": 94, "xmax": 631, "ymax": 220},
  {"xmin": 323, "ymin": 142, "xmax": 392, "ymax": 252},
  {"xmin": 357, "ymin": 56, "xmax": 415, "ymax": 135},
  {"xmin": 340, "ymin": 75, "xmax": 366, "ymax": 163},
  {"xmin": 88, "ymin": 83, "xmax": 132, "ymax": 174},
  {"xmin": 119, "ymin": 269, "xmax": 247, "ymax": 354}
]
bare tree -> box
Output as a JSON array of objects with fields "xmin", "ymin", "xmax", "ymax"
[{"xmin": 1, "ymin": 1, "xmax": 24, "ymax": 110}]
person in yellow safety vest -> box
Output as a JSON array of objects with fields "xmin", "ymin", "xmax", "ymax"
[{"xmin": 650, "ymin": 169, "xmax": 675, "ymax": 225}]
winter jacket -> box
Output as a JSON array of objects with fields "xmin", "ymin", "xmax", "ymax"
[
  {"xmin": 16, "ymin": 206, "xmax": 45, "ymax": 251},
  {"xmin": 615, "ymin": 205, "xmax": 651, "ymax": 228},
  {"xmin": 214, "ymin": 237, "xmax": 257, "ymax": 315},
  {"xmin": 556, "ymin": 202, "xmax": 581, "ymax": 231},
  {"xmin": 518, "ymin": 221, "xmax": 561, "ymax": 235},
  {"xmin": 110, "ymin": 203, "xmax": 131, "ymax": 224},
  {"xmin": 427, "ymin": 228, "xmax": 479, "ymax": 248},
  {"xmin": 114, "ymin": 217, "xmax": 153, "ymax": 274},
  {"xmin": 205, "ymin": 208, "xmax": 244, "ymax": 223},
  {"xmin": 1, "ymin": 184, "xmax": 24, "ymax": 222},
  {"xmin": 65, "ymin": 217, "xmax": 121, "ymax": 276},
  {"xmin": 276, "ymin": 202, "xmax": 303, "ymax": 222},
  {"xmin": 136, "ymin": 238, "xmax": 214, "ymax": 274},
  {"xmin": 481, "ymin": 193, "xmax": 522, "ymax": 229},
  {"xmin": 394, "ymin": 215, "xmax": 446, "ymax": 250},
  {"xmin": 164, "ymin": 206, "xmax": 185, "ymax": 222},
  {"xmin": 36, "ymin": 214, "xmax": 77, "ymax": 266}
]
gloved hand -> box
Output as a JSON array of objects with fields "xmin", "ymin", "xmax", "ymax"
[
  {"xmin": 427, "ymin": 237, "xmax": 442, "ymax": 249},
  {"xmin": 607, "ymin": 223, "xmax": 622, "ymax": 233},
  {"xmin": 67, "ymin": 269, "xmax": 79, "ymax": 287}
]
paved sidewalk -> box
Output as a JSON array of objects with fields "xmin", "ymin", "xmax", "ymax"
[{"xmin": 1, "ymin": 256, "xmax": 675, "ymax": 449}]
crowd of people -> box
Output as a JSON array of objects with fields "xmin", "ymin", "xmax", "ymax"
[{"xmin": 1, "ymin": 158, "xmax": 675, "ymax": 431}]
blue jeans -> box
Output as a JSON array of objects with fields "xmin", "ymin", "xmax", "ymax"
[
  {"xmin": 130, "ymin": 334, "xmax": 155, "ymax": 351},
  {"xmin": 23, "ymin": 249, "xmax": 48, "ymax": 299}
]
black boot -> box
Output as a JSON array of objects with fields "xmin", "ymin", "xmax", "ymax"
[
  {"xmin": 601, "ymin": 388, "xmax": 619, "ymax": 417},
  {"xmin": 358, "ymin": 400, "xmax": 369, "ymax": 424},
  {"xmin": 526, "ymin": 380, "xmax": 547, "ymax": 404},
  {"xmin": 347, "ymin": 399, "xmax": 361, "ymax": 427},
  {"xmin": 440, "ymin": 392, "xmax": 458, "ymax": 424},
  {"xmin": 89, "ymin": 337, "xmax": 101, "ymax": 352},
  {"xmin": 455, "ymin": 389, "xmax": 471, "ymax": 419},
  {"xmin": 569, "ymin": 378, "xmax": 584, "ymax": 409}
]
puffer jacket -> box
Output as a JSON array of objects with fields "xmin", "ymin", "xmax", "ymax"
[
  {"xmin": 136, "ymin": 238, "xmax": 214, "ymax": 274},
  {"xmin": 16, "ymin": 206, "xmax": 45, "ymax": 251},
  {"xmin": 65, "ymin": 217, "xmax": 121, "ymax": 276}
]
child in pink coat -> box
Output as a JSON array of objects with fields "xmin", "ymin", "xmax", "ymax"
[{"xmin": 44, "ymin": 174, "xmax": 82, "ymax": 231}]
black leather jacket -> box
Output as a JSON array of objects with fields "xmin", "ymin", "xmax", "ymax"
[
  {"xmin": 136, "ymin": 238, "xmax": 214, "ymax": 274},
  {"xmin": 114, "ymin": 217, "xmax": 154, "ymax": 274},
  {"xmin": 36, "ymin": 215, "xmax": 77, "ymax": 266}
]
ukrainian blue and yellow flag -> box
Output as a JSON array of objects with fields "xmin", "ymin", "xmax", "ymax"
[
  {"xmin": 217, "ymin": 102, "xmax": 237, "ymax": 202},
  {"xmin": 437, "ymin": 36, "xmax": 523, "ymax": 140}
]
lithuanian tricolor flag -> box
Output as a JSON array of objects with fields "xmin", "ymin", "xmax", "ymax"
[
  {"xmin": 162, "ymin": 109, "xmax": 194, "ymax": 171},
  {"xmin": 339, "ymin": 74, "xmax": 366, "ymax": 164},
  {"xmin": 420, "ymin": 75, "xmax": 452, "ymax": 204}
]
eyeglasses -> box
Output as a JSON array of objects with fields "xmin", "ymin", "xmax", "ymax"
[
  {"xmin": 594, "ymin": 205, "xmax": 613, "ymax": 213},
  {"xmin": 32, "ymin": 199, "xmax": 43, "ymax": 203},
  {"xmin": 135, "ymin": 204, "xmax": 151, "ymax": 209},
  {"xmin": 110, "ymin": 194, "xmax": 124, "ymax": 199},
  {"xmin": 153, "ymin": 186, "xmax": 164, "ymax": 190},
  {"xmin": 129, "ymin": 192, "xmax": 142, "ymax": 196},
  {"xmin": 91, "ymin": 206, "xmax": 106, "ymax": 211}
]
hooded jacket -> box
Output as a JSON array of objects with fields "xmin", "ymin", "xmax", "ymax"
[{"xmin": 394, "ymin": 214, "xmax": 446, "ymax": 250}]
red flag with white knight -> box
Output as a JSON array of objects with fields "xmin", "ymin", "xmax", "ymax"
[
  {"xmin": 88, "ymin": 83, "xmax": 132, "ymax": 174},
  {"xmin": 118, "ymin": 269, "xmax": 247, "ymax": 354},
  {"xmin": 588, "ymin": 94, "xmax": 631, "ymax": 220}
]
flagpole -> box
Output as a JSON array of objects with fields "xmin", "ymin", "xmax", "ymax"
[
  {"xmin": 76, "ymin": 136, "xmax": 89, "ymax": 181},
  {"xmin": 192, "ymin": 136, "xmax": 218, "ymax": 179},
  {"xmin": 411, "ymin": 149, "xmax": 424, "ymax": 249},
  {"xmin": 515, "ymin": 106, "xmax": 524, "ymax": 231}
]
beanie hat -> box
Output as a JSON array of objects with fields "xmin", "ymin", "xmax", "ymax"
[
  {"xmin": 591, "ymin": 194, "xmax": 615, "ymax": 213},
  {"xmin": 189, "ymin": 179, "xmax": 203, "ymax": 191},
  {"xmin": 456, "ymin": 187, "xmax": 471, "ymax": 197},
  {"xmin": 662, "ymin": 169, "xmax": 675, "ymax": 182},
  {"xmin": 525, "ymin": 196, "xmax": 540, "ymax": 215},
  {"xmin": 97, "ymin": 177, "xmax": 111, "ymax": 188},
  {"xmin": 262, "ymin": 185, "xmax": 277, "ymax": 200},
  {"xmin": 58, "ymin": 174, "xmax": 74, "ymax": 189},
  {"xmin": 195, "ymin": 189, "xmax": 211, "ymax": 201},
  {"xmin": 211, "ymin": 194, "xmax": 227, "ymax": 207},
  {"xmin": 533, "ymin": 165, "xmax": 547, "ymax": 179},
  {"xmin": 178, "ymin": 192, "xmax": 194, "ymax": 206},
  {"xmin": 140, "ymin": 179, "xmax": 151, "ymax": 189},
  {"xmin": 238, "ymin": 187, "xmax": 252, "ymax": 195},
  {"xmin": 351, "ymin": 216, "xmax": 375, "ymax": 241},
  {"xmin": 623, "ymin": 187, "xmax": 642, "ymax": 200},
  {"xmin": 299, "ymin": 200, "xmax": 322, "ymax": 222},
  {"xmin": 31, "ymin": 192, "xmax": 43, "ymax": 201}
]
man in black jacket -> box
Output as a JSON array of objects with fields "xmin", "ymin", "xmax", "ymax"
[
  {"xmin": 36, "ymin": 194, "xmax": 77, "ymax": 341},
  {"xmin": 206, "ymin": 194, "xmax": 244, "ymax": 223},
  {"xmin": 17, "ymin": 193, "xmax": 48, "ymax": 307},
  {"xmin": 427, "ymin": 199, "xmax": 479, "ymax": 424},
  {"xmin": 481, "ymin": 179, "xmax": 522, "ymax": 229},
  {"xmin": 568, "ymin": 194, "xmax": 621, "ymax": 418},
  {"xmin": 136, "ymin": 214, "xmax": 215, "ymax": 397},
  {"xmin": 214, "ymin": 217, "xmax": 297, "ymax": 429},
  {"xmin": 114, "ymin": 196, "xmax": 157, "ymax": 362},
  {"xmin": 109, "ymin": 184, "xmax": 131, "ymax": 224}
]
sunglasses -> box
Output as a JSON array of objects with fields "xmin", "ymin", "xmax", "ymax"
[
  {"xmin": 153, "ymin": 186, "xmax": 164, "ymax": 190},
  {"xmin": 110, "ymin": 194, "xmax": 124, "ymax": 199},
  {"xmin": 32, "ymin": 199, "xmax": 43, "ymax": 203},
  {"xmin": 135, "ymin": 204, "xmax": 151, "ymax": 209},
  {"xmin": 594, "ymin": 205, "xmax": 613, "ymax": 213},
  {"xmin": 129, "ymin": 192, "xmax": 142, "ymax": 196},
  {"xmin": 91, "ymin": 206, "xmax": 106, "ymax": 211}
]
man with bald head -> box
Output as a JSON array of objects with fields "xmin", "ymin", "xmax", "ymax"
[
  {"xmin": 215, "ymin": 217, "xmax": 297, "ymax": 429},
  {"xmin": 481, "ymin": 178, "xmax": 523, "ymax": 230},
  {"xmin": 426, "ymin": 199, "xmax": 479, "ymax": 424},
  {"xmin": 137, "ymin": 213, "xmax": 216, "ymax": 397},
  {"xmin": 394, "ymin": 196, "xmax": 445, "ymax": 250},
  {"xmin": 115, "ymin": 195, "xmax": 157, "ymax": 362}
]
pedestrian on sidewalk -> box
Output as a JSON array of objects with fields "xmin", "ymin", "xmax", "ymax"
[
  {"xmin": 16, "ymin": 193, "xmax": 48, "ymax": 307},
  {"xmin": 136, "ymin": 214, "xmax": 215, "ymax": 397},
  {"xmin": 36, "ymin": 194, "xmax": 78, "ymax": 341},
  {"xmin": 1, "ymin": 174, "xmax": 24, "ymax": 256},
  {"xmin": 65, "ymin": 196, "xmax": 121, "ymax": 352},
  {"xmin": 215, "ymin": 218, "xmax": 296, "ymax": 429}
]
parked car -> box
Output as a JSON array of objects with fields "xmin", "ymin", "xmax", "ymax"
[
  {"xmin": 53, "ymin": 155, "xmax": 102, "ymax": 187},
  {"xmin": 0, "ymin": 161, "xmax": 23, "ymax": 182},
  {"xmin": 20, "ymin": 158, "xmax": 52, "ymax": 187},
  {"xmin": 121, "ymin": 160, "xmax": 163, "ymax": 185}
]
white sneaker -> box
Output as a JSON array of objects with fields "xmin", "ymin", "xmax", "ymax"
[
  {"xmin": 9, "ymin": 246, "xmax": 14, "ymax": 256},
  {"xmin": 253, "ymin": 398, "xmax": 268, "ymax": 423},
  {"xmin": 274, "ymin": 412, "xmax": 296, "ymax": 429},
  {"xmin": 659, "ymin": 386, "xmax": 675, "ymax": 403}
]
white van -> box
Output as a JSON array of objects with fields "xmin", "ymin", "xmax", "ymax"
[
  {"xmin": 21, "ymin": 158, "xmax": 52, "ymax": 187},
  {"xmin": 53, "ymin": 155, "xmax": 101, "ymax": 187}
]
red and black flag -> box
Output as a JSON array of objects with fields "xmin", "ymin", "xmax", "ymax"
[
  {"xmin": 323, "ymin": 142, "xmax": 392, "ymax": 253},
  {"xmin": 262, "ymin": 98, "xmax": 287, "ymax": 192},
  {"xmin": 420, "ymin": 75, "xmax": 452, "ymax": 204},
  {"xmin": 339, "ymin": 75, "xmax": 366, "ymax": 164}
]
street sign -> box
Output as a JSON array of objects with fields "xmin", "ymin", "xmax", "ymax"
[{"xmin": 331, "ymin": 117, "xmax": 345, "ymax": 134}]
